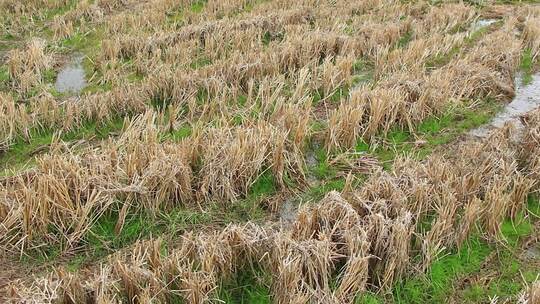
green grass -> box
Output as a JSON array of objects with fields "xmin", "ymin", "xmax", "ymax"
[
  {"xmin": 351, "ymin": 59, "xmax": 374, "ymax": 86},
  {"xmin": 357, "ymin": 99, "xmax": 501, "ymax": 166},
  {"xmin": 190, "ymin": 0, "xmax": 207, "ymax": 13},
  {"xmin": 249, "ymin": 171, "xmax": 277, "ymax": 198},
  {"xmin": 87, "ymin": 212, "xmax": 152, "ymax": 255},
  {"xmin": 392, "ymin": 236, "xmax": 492, "ymax": 303},
  {"xmin": 397, "ymin": 31, "xmax": 413, "ymax": 49},
  {"xmin": 528, "ymin": 193, "xmax": 540, "ymax": 217},
  {"xmin": 0, "ymin": 117, "xmax": 125, "ymax": 175},
  {"xmin": 306, "ymin": 178, "xmax": 347, "ymax": 201},
  {"xmin": 356, "ymin": 292, "xmax": 384, "ymax": 304},
  {"xmin": 163, "ymin": 124, "xmax": 193, "ymax": 141},
  {"xmin": 214, "ymin": 171, "xmax": 277, "ymax": 223},
  {"xmin": 42, "ymin": 68, "xmax": 57, "ymax": 84},
  {"xmin": 261, "ymin": 31, "xmax": 284, "ymax": 46},
  {"xmin": 393, "ymin": 195, "xmax": 540, "ymax": 303},
  {"xmin": 0, "ymin": 131, "xmax": 54, "ymax": 173},
  {"xmin": 21, "ymin": 203, "xmax": 254, "ymax": 266},
  {"xmin": 190, "ymin": 55, "xmax": 212, "ymax": 69},
  {"xmin": 461, "ymin": 246, "xmax": 537, "ymax": 302},
  {"xmin": 520, "ymin": 48, "xmax": 534, "ymax": 85},
  {"xmin": 500, "ymin": 211, "xmax": 534, "ymax": 248},
  {"xmin": 86, "ymin": 208, "xmax": 205, "ymax": 256},
  {"xmin": 312, "ymin": 86, "xmax": 351, "ymax": 105},
  {"xmin": 64, "ymin": 254, "xmax": 87, "ymax": 272},
  {"xmin": 219, "ymin": 267, "xmax": 272, "ymax": 304},
  {"xmin": 0, "ymin": 65, "xmax": 10, "ymax": 89},
  {"xmin": 166, "ymin": 0, "xmax": 208, "ymax": 24},
  {"xmin": 59, "ymin": 32, "xmax": 92, "ymax": 52},
  {"xmin": 309, "ymin": 145, "xmax": 337, "ymax": 179}
]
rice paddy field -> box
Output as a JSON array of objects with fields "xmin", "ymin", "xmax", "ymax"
[{"xmin": 2, "ymin": 0, "xmax": 540, "ymax": 303}]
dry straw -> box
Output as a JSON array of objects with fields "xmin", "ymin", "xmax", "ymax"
[
  {"xmin": 10, "ymin": 110, "xmax": 540, "ymax": 302},
  {"xmin": 3, "ymin": 0, "xmax": 540, "ymax": 302}
]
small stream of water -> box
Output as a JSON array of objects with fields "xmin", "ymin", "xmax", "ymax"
[{"xmin": 470, "ymin": 73, "xmax": 540, "ymax": 137}]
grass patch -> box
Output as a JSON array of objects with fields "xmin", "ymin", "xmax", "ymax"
[
  {"xmin": 219, "ymin": 267, "xmax": 272, "ymax": 304},
  {"xmin": 191, "ymin": 0, "xmax": 207, "ymax": 13},
  {"xmin": 351, "ymin": 59, "xmax": 374, "ymax": 86},
  {"xmin": 393, "ymin": 195, "xmax": 539, "ymax": 303},
  {"xmin": 357, "ymin": 99, "xmax": 501, "ymax": 166},
  {"xmin": 42, "ymin": 68, "xmax": 57, "ymax": 84},
  {"xmin": 0, "ymin": 65, "xmax": 10, "ymax": 89},
  {"xmin": 520, "ymin": 48, "xmax": 534, "ymax": 85},
  {"xmin": 23, "ymin": 191, "xmax": 270, "ymax": 265},
  {"xmin": 397, "ymin": 31, "xmax": 413, "ymax": 48},
  {"xmin": 0, "ymin": 117, "xmax": 125, "ymax": 175},
  {"xmin": 309, "ymin": 145, "xmax": 337, "ymax": 179},
  {"xmin": 163, "ymin": 124, "xmax": 193, "ymax": 141},
  {"xmin": 460, "ymin": 241, "xmax": 538, "ymax": 303},
  {"xmin": 356, "ymin": 292, "xmax": 384, "ymax": 304},
  {"xmin": 305, "ymin": 178, "xmax": 347, "ymax": 202},
  {"xmin": 190, "ymin": 55, "xmax": 212, "ymax": 69},
  {"xmin": 392, "ymin": 236, "xmax": 492, "ymax": 303},
  {"xmin": 249, "ymin": 171, "xmax": 277, "ymax": 198},
  {"xmin": 500, "ymin": 211, "xmax": 534, "ymax": 248},
  {"xmin": 262, "ymin": 30, "xmax": 284, "ymax": 46},
  {"xmin": 528, "ymin": 194, "xmax": 540, "ymax": 217},
  {"xmin": 87, "ymin": 207, "xmax": 211, "ymax": 255},
  {"xmin": 87, "ymin": 212, "xmax": 153, "ymax": 255},
  {"xmin": 394, "ymin": 234, "xmax": 521, "ymax": 303}
]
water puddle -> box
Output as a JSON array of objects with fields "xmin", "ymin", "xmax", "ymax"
[
  {"xmin": 524, "ymin": 246, "xmax": 540, "ymax": 259},
  {"xmin": 306, "ymin": 152, "xmax": 318, "ymax": 168},
  {"xmin": 279, "ymin": 199, "xmax": 297, "ymax": 226},
  {"xmin": 470, "ymin": 73, "xmax": 540, "ymax": 138},
  {"xmin": 55, "ymin": 54, "xmax": 87, "ymax": 94},
  {"xmin": 469, "ymin": 19, "xmax": 497, "ymax": 33}
]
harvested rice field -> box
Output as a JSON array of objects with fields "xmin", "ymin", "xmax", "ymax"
[{"xmin": 1, "ymin": 0, "xmax": 540, "ymax": 303}]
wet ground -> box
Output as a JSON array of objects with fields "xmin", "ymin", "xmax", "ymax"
[
  {"xmin": 470, "ymin": 73, "xmax": 540, "ymax": 137},
  {"xmin": 55, "ymin": 54, "xmax": 87, "ymax": 94},
  {"xmin": 469, "ymin": 18, "xmax": 497, "ymax": 33},
  {"xmin": 279, "ymin": 199, "xmax": 297, "ymax": 227}
]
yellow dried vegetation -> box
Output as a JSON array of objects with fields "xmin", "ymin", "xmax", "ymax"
[
  {"xmin": 0, "ymin": 110, "xmax": 306, "ymax": 252},
  {"xmin": 2, "ymin": 1, "xmax": 540, "ymax": 301},
  {"xmin": 5, "ymin": 39, "xmax": 52, "ymax": 95},
  {"xmin": 8, "ymin": 109, "xmax": 540, "ymax": 303}
]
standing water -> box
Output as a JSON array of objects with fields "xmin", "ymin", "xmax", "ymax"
[
  {"xmin": 470, "ymin": 73, "xmax": 540, "ymax": 137},
  {"xmin": 279, "ymin": 199, "xmax": 297, "ymax": 227},
  {"xmin": 469, "ymin": 19, "xmax": 497, "ymax": 33},
  {"xmin": 55, "ymin": 54, "xmax": 87, "ymax": 94}
]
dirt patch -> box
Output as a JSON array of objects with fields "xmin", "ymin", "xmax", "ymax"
[{"xmin": 0, "ymin": 257, "xmax": 32, "ymax": 302}]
